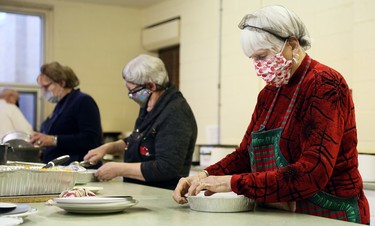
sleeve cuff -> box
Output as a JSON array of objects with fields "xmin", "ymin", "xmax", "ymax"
[{"xmin": 230, "ymin": 174, "xmax": 242, "ymax": 194}]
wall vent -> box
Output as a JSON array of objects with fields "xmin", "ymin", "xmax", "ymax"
[{"xmin": 142, "ymin": 17, "xmax": 180, "ymax": 51}]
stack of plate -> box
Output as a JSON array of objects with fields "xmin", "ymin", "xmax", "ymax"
[
  {"xmin": 0, "ymin": 202, "xmax": 38, "ymax": 218},
  {"xmin": 53, "ymin": 196, "xmax": 138, "ymax": 214}
]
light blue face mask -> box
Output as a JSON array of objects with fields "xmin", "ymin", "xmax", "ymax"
[
  {"xmin": 43, "ymin": 90, "xmax": 60, "ymax": 103},
  {"xmin": 128, "ymin": 87, "xmax": 151, "ymax": 107}
]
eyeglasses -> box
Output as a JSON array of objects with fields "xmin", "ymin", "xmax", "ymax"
[
  {"xmin": 40, "ymin": 82, "xmax": 52, "ymax": 90},
  {"xmin": 128, "ymin": 86, "xmax": 145, "ymax": 97},
  {"xmin": 238, "ymin": 14, "xmax": 289, "ymax": 41}
]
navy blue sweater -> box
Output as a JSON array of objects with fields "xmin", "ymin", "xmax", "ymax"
[{"xmin": 40, "ymin": 89, "xmax": 103, "ymax": 166}]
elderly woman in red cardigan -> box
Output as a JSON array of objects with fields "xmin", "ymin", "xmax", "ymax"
[{"xmin": 173, "ymin": 5, "xmax": 370, "ymax": 224}]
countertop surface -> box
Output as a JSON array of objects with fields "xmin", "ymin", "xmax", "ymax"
[{"xmin": 16, "ymin": 180, "xmax": 363, "ymax": 226}]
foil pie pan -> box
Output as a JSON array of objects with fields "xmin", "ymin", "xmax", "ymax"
[
  {"xmin": 0, "ymin": 165, "xmax": 76, "ymax": 196},
  {"xmin": 187, "ymin": 192, "xmax": 255, "ymax": 212}
]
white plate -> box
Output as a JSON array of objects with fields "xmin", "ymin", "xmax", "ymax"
[
  {"xmin": 0, "ymin": 202, "xmax": 17, "ymax": 213},
  {"xmin": 13, "ymin": 208, "xmax": 38, "ymax": 218},
  {"xmin": 54, "ymin": 196, "xmax": 132, "ymax": 204},
  {"xmin": 0, "ymin": 216, "xmax": 23, "ymax": 225},
  {"xmin": 6, "ymin": 207, "xmax": 38, "ymax": 218},
  {"xmin": 54, "ymin": 200, "xmax": 138, "ymax": 214},
  {"xmin": 1, "ymin": 204, "xmax": 30, "ymax": 215},
  {"xmin": 0, "ymin": 203, "xmax": 17, "ymax": 208},
  {"xmin": 73, "ymin": 186, "xmax": 103, "ymax": 193}
]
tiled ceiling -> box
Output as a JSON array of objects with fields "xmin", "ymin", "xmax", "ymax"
[{"xmin": 66, "ymin": 0, "xmax": 166, "ymax": 8}]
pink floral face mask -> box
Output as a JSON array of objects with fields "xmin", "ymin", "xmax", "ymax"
[{"xmin": 253, "ymin": 41, "xmax": 293, "ymax": 87}]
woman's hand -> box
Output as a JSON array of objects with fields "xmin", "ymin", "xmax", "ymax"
[
  {"xmin": 172, "ymin": 171, "xmax": 208, "ymax": 204},
  {"xmin": 84, "ymin": 140, "xmax": 126, "ymax": 165},
  {"xmin": 83, "ymin": 144, "xmax": 108, "ymax": 165},
  {"xmin": 95, "ymin": 162, "xmax": 124, "ymax": 181},
  {"xmin": 30, "ymin": 132, "xmax": 55, "ymax": 147},
  {"xmin": 187, "ymin": 175, "xmax": 232, "ymax": 197},
  {"xmin": 172, "ymin": 176, "xmax": 195, "ymax": 204}
]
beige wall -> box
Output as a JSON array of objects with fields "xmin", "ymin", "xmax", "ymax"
[
  {"xmin": 50, "ymin": 1, "xmax": 142, "ymax": 135},
  {"xmin": 4, "ymin": 0, "xmax": 375, "ymax": 153},
  {"xmin": 144, "ymin": 0, "xmax": 375, "ymax": 153}
]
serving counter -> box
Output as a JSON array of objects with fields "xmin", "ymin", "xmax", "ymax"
[{"xmin": 21, "ymin": 180, "xmax": 362, "ymax": 226}]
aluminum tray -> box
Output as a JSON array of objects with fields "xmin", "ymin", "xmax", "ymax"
[{"xmin": 0, "ymin": 165, "xmax": 76, "ymax": 196}]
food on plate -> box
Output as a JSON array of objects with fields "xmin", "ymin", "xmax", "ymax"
[{"xmin": 59, "ymin": 187, "xmax": 96, "ymax": 198}]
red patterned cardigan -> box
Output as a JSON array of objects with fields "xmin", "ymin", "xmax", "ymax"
[{"xmin": 205, "ymin": 55, "xmax": 370, "ymax": 224}]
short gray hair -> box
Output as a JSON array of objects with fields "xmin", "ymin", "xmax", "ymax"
[
  {"xmin": 239, "ymin": 5, "xmax": 311, "ymax": 57},
  {"xmin": 122, "ymin": 54, "xmax": 169, "ymax": 88}
]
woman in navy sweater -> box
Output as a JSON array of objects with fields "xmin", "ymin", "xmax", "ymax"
[{"xmin": 31, "ymin": 62, "xmax": 103, "ymax": 168}]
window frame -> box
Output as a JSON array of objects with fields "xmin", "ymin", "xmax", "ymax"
[
  {"xmin": 0, "ymin": 82, "xmax": 42, "ymax": 131},
  {"xmin": 0, "ymin": 1, "xmax": 53, "ymax": 131}
]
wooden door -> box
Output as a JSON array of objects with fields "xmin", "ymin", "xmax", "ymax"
[{"xmin": 158, "ymin": 45, "xmax": 180, "ymax": 89}]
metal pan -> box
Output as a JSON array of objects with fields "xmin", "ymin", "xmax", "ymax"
[
  {"xmin": 1, "ymin": 131, "xmax": 33, "ymax": 148},
  {"xmin": 1, "ymin": 131, "xmax": 41, "ymax": 163}
]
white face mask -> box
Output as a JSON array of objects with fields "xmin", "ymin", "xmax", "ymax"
[
  {"xmin": 253, "ymin": 40, "xmax": 293, "ymax": 87},
  {"xmin": 43, "ymin": 90, "xmax": 60, "ymax": 103}
]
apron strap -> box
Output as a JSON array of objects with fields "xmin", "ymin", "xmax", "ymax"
[
  {"xmin": 261, "ymin": 56, "xmax": 311, "ymax": 129},
  {"xmin": 260, "ymin": 87, "xmax": 281, "ymax": 129}
]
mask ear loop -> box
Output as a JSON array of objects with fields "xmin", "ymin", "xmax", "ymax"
[
  {"xmin": 291, "ymin": 40, "xmax": 301, "ymax": 63},
  {"xmin": 293, "ymin": 51, "xmax": 300, "ymax": 63},
  {"xmin": 277, "ymin": 39, "xmax": 289, "ymax": 54}
]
